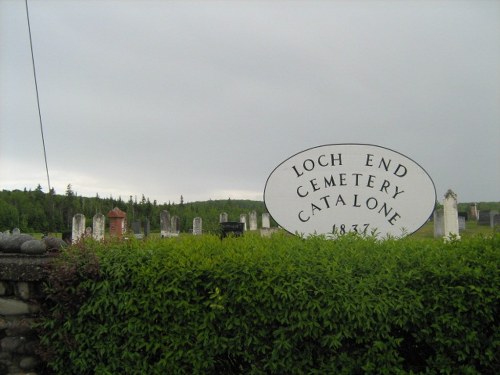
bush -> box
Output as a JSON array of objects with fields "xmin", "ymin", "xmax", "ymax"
[{"xmin": 38, "ymin": 233, "xmax": 500, "ymax": 374}]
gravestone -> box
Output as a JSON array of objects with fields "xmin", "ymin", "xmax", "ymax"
[
  {"xmin": 443, "ymin": 189, "xmax": 460, "ymax": 240},
  {"xmin": 107, "ymin": 207, "xmax": 126, "ymax": 238},
  {"xmin": 240, "ymin": 214, "xmax": 247, "ymax": 231},
  {"xmin": 478, "ymin": 210, "xmax": 499, "ymax": 227},
  {"xmin": 249, "ymin": 211, "xmax": 258, "ymax": 231},
  {"xmin": 72, "ymin": 213, "xmax": 86, "ymax": 244},
  {"xmin": 85, "ymin": 227, "xmax": 92, "ymax": 237},
  {"xmin": 458, "ymin": 216, "xmax": 466, "ymax": 232},
  {"xmin": 12, "ymin": 228, "xmax": 20, "ymax": 235},
  {"xmin": 262, "ymin": 213, "xmax": 270, "ymax": 229},
  {"xmin": 160, "ymin": 210, "xmax": 171, "ymax": 238},
  {"xmin": 93, "ymin": 213, "xmax": 105, "ymax": 241},
  {"xmin": 494, "ymin": 214, "xmax": 500, "ymax": 228},
  {"xmin": 132, "ymin": 221, "xmax": 143, "ymax": 239},
  {"xmin": 469, "ymin": 203, "xmax": 478, "ymax": 221},
  {"xmin": 193, "ymin": 217, "xmax": 202, "ymax": 235},
  {"xmin": 144, "ymin": 219, "xmax": 150, "ymax": 237},
  {"xmin": 220, "ymin": 212, "xmax": 228, "ymax": 223},
  {"xmin": 171, "ymin": 216, "xmax": 180, "ymax": 236},
  {"xmin": 433, "ymin": 209, "xmax": 444, "ymax": 238},
  {"xmin": 220, "ymin": 222, "xmax": 244, "ymax": 238},
  {"xmin": 478, "ymin": 211, "xmax": 491, "ymax": 226}
]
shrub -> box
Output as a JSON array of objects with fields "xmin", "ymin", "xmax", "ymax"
[{"xmin": 38, "ymin": 233, "xmax": 500, "ymax": 374}]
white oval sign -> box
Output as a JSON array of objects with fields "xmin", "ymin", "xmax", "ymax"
[{"xmin": 264, "ymin": 144, "xmax": 436, "ymax": 238}]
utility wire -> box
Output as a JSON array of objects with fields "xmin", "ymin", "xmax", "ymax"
[{"xmin": 25, "ymin": 0, "xmax": 51, "ymax": 192}]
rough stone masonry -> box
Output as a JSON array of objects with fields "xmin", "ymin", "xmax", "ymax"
[{"xmin": 0, "ymin": 231, "xmax": 65, "ymax": 375}]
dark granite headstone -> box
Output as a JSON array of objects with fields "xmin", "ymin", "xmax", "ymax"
[{"xmin": 220, "ymin": 222, "xmax": 244, "ymax": 239}]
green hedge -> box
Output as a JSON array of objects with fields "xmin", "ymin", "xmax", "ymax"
[{"xmin": 38, "ymin": 233, "xmax": 500, "ymax": 374}]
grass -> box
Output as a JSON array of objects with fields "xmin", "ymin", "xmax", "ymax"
[{"xmin": 411, "ymin": 220, "xmax": 498, "ymax": 239}]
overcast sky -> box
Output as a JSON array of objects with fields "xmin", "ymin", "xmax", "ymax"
[{"xmin": 1, "ymin": 0, "xmax": 499, "ymax": 204}]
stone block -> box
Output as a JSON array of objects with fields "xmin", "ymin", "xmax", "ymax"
[
  {"xmin": 20, "ymin": 240, "xmax": 47, "ymax": 255},
  {"xmin": 0, "ymin": 298, "xmax": 39, "ymax": 316}
]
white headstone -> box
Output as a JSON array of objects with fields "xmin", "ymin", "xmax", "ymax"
[
  {"xmin": 171, "ymin": 216, "xmax": 180, "ymax": 236},
  {"xmin": 443, "ymin": 189, "xmax": 460, "ymax": 240},
  {"xmin": 220, "ymin": 212, "xmax": 228, "ymax": 223},
  {"xmin": 249, "ymin": 211, "xmax": 258, "ymax": 231},
  {"xmin": 160, "ymin": 210, "xmax": 171, "ymax": 238},
  {"xmin": 469, "ymin": 203, "xmax": 478, "ymax": 221},
  {"xmin": 239, "ymin": 214, "xmax": 247, "ymax": 231},
  {"xmin": 12, "ymin": 228, "xmax": 20, "ymax": 235},
  {"xmin": 93, "ymin": 213, "xmax": 105, "ymax": 241},
  {"xmin": 262, "ymin": 213, "xmax": 270, "ymax": 229},
  {"xmin": 72, "ymin": 213, "xmax": 86, "ymax": 244},
  {"xmin": 433, "ymin": 209, "xmax": 444, "ymax": 238},
  {"xmin": 193, "ymin": 217, "xmax": 202, "ymax": 235}
]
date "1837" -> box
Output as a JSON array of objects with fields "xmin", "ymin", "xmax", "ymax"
[{"xmin": 332, "ymin": 223, "xmax": 370, "ymax": 235}]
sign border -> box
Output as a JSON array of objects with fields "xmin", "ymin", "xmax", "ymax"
[{"xmin": 263, "ymin": 143, "xmax": 437, "ymax": 238}]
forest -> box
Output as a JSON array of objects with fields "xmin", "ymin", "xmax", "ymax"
[{"xmin": 0, "ymin": 185, "xmax": 269, "ymax": 234}]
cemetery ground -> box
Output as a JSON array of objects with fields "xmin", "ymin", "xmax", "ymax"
[{"xmin": 27, "ymin": 219, "xmax": 498, "ymax": 240}]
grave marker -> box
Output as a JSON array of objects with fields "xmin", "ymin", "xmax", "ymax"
[
  {"xmin": 443, "ymin": 189, "xmax": 460, "ymax": 240},
  {"xmin": 160, "ymin": 210, "xmax": 171, "ymax": 237},
  {"xmin": 469, "ymin": 203, "xmax": 478, "ymax": 221},
  {"xmin": 93, "ymin": 213, "xmax": 105, "ymax": 241},
  {"xmin": 193, "ymin": 217, "xmax": 202, "ymax": 235},
  {"xmin": 132, "ymin": 221, "xmax": 143, "ymax": 239},
  {"xmin": 107, "ymin": 207, "xmax": 126, "ymax": 238},
  {"xmin": 240, "ymin": 214, "xmax": 247, "ymax": 231},
  {"xmin": 262, "ymin": 213, "xmax": 270, "ymax": 229},
  {"xmin": 171, "ymin": 216, "xmax": 180, "ymax": 236},
  {"xmin": 144, "ymin": 219, "xmax": 150, "ymax": 237},
  {"xmin": 433, "ymin": 209, "xmax": 444, "ymax": 238},
  {"xmin": 220, "ymin": 212, "xmax": 228, "ymax": 223},
  {"xmin": 72, "ymin": 213, "xmax": 86, "ymax": 243},
  {"xmin": 249, "ymin": 211, "xmax": 258, "ymax": 231}
]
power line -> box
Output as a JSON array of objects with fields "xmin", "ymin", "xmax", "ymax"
[{"xmin": 25, "ymin": 0, "xmax": 51, "ymax": 192}]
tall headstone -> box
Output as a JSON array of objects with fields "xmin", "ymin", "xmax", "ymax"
[
  {"xmin": 458, "ymin": 216, "xmax": 466, "ymax": 232},
  {"xmin": 107, "ymin": 207, "xmax": 127, "ymax": 238},
  {"xmin": 478, "ymin": 210, "xmax": 499, "ymax": 227},
  {"xmin": 193, "ymin": 217, "xmax": 202, "ymax": 235},
  {"xmin": 469, "ymin": 203, "xmax": 478, "ymax": 221},
  {"xmin": 144, "ymin": 219, "xmax": 150, "ymax": 237},
  {"xmin": 171, "ymin": 216, "xmax": 180, "ymax": 236},
  {"xmin": 433, "ymin": 209, "xmax": 444, "ymax": 238},
  {"xmin": 477, "ymin": 211, "xmax": 491, "ymax": 226},
  {"xmin": 132, "ymin": 221, "xmax": 143, "ymax": 239},
  {"xmin": 443, "ymin": 189, "xmax": 460, "ymax": 240},
  {"xmin": 493, "ymin": 214, "xmax": 500, "ymax": 228},
  {"xmin": 93, "ymin": 213, "xmax": 105, "ymax": 241},
  {"xmin": 240, "ymin": 214, "xmax": 247, "ymax": 231},
  {"xmin": 220, "ymin": 212, "xmax": 228, "ymax": 223},
  {"xmin": 262, "ymin": 213, "xmax": 270, "ymax": 229},
  {"xmin": 72, "ymin": 213, "xmax": 86, "ymax": 244},
  {"xmin": 160, "ymin": 210, "xmax": 171, "ymax": 238},
  {"xmin": 249, "ymin": 211, "xmax": 258, "ymax": 231}
]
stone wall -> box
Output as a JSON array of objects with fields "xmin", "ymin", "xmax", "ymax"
[{"xmin": 0, "ymin": 234, "xmax": 64, "ymax": 375}]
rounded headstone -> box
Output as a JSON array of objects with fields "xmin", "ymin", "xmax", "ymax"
[{"xmin": 20, "ymin": 240, "xmax": 47, "ymax": 255}]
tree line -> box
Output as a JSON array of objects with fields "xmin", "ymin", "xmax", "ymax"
[{"xmin": 0, "ymin": 185, "xmax": 269, "ymax": 234}]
